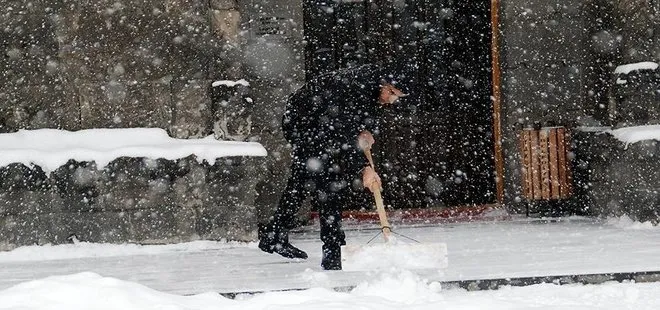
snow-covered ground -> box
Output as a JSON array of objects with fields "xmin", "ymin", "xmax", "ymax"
[
  {"xmin": 2, "ymin": 271, "xmax": 660, "ymax": 310},
  {"xmin": 1, "ymin": 216, "xmax": 660, "ymax": 309}
]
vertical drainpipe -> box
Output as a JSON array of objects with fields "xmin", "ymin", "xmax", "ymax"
[{"xmin": 491, "ymin": 0, "xmax": 505, "ymax": 205}]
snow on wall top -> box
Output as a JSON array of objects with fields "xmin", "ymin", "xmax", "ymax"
[
  {"xmin": 211, "ymin": 79, "xmax": 250, "ymax": 87},
  {"xmin": 607, "ymin": 125, "xmax": 660, "ymax": 146},
  {"xmin": 0, "ymin": 128, "xmax": 267, "ymax": 173},
  {"xmin": 613, "ymin": 61, "xmax": 658, "ymax": 75}
]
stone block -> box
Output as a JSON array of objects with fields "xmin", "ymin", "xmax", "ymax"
[
  {"xmin": 68, "ymin": 211, "xmax": 133, "ymax": 244},
  {"xmin": 0, "ymin": 190, "xmax": 63, "ymax": 215},
  {"xmin": 210, "ymin": 0, "xmax": 238, "ymax": 10},
  {"xmin": 0, "ymin": 212, "xmax": 70, "ymax": 248},
  {"xmin": 198, "ymin": 157, "xmax": 263, "ymax": 241},
  {"xmin": 129, "ymin": 207, "xmax": 181, "ymax": 243},
  {"xmin": 169, "ymin": 80, "xmax": 213, "ymax": 138},
  {"xmin": 0, "ymin": 82, "xmax": 79, "ymax": 130},
  {"xmin": 172, "ymin": 206, "xmax": 199, "ymax": 241},
  {"xmin": 210, "ymin": 9, "xmax": 241, "ymax": 44},
  {"xmin": 504, "ymin": 17, "xmax": 587, "ymax": 67},
  {"xmin": 0, "ymin": 6, "xmax": 59, "ymax": 85},
  {"xmin": 172, "ymin": 157, "xmax": 208, "ymax": 209},
  {"xmin": 0, "ymin": 215, "xmax": 40, "ymax": 249},
  {"xmin": 51, "ymin": 161, "xmax": 100, "ymax": 212},
  {"xmin": 95, "ymin": 158, "xmax": 177, "ymax": 211},
  {"xmin": 0, "ymin": 163, "xmax": 49, "ymax": 191},
  {"xmin": 504, "ymin": 62, "xmax": 584, "ymax": 124},
  {"xmin": 31, "ymin": 212, "xmax": 72, "ymax": 245},
  {"xmin": 503, "ymin": 0, "xmax": 583, "ymax": 22},
  {"xmin": 196, "ymin": 204, "xmax": 255, "ymax": 241},
  {"xmin": 78, "ymin": 81, "xmax": 172, "ymax": 129}
]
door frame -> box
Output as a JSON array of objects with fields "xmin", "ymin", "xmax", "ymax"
[{"xmin": 491, "ymin": 0, "xmax": 505, "ymax": 205}]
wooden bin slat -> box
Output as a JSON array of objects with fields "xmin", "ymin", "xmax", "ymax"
[
  {"xmin": 521, "ymin": 130, "xmax": 532, "ymax": 199},
  {"xmin": 530, "ymin": 130, "xmax": 542, "ymax": 200},
  {"xmin": 520, "ymin": 127, "xmax": 572, "ymax": 201},
  {"xmin": 556, "ymin": 128, "xmax": 572, "ymax": 198},
  {"xmin": 538, "ymin": 129, "xmax": 550, "ymax": 199},
  {"xmin": 548, "ymin": 129, "xmax": 560, "ymax": 199}
]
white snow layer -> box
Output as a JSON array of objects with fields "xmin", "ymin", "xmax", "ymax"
[
  {"xmin": 607, "ymin": 215, "xmax": 658, "ymax": 230},
  {"xmin": 1, "ymin": 217, "xmax": 660, "ymax": 308},
  {"xmin": 607, "ymin": 125, "xmax": 660, "ymax": 145},
  {"xmin": 342, "ymin": 238, "xmax": 448, "ymax": 271},
  {"xmin": 0, "ymin": 128, "xmax": 267, "ymax": 172},
  {"xmin": 0, "ymin": 240, "xmax": 254, "ymax": 263},
  {"xmin": 2, "ymin": 271, "xmax": 660, "ymax": 310},
  {"xmin": 614, "ymin": 61, "xmax": 658, "ymax": 74},
  {"xmin": 211, "ymin": 79, "xmax": 250, "ymax": 87}
]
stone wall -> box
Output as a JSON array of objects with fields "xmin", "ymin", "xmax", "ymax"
[
  {"xmin": 500, "ymin": 0, "xmax": 660, "ymax": 216},
  {"xmin": 1, "ymin": 1, "xmax": 229, "ymax": 136},
  {"xmin": 500, "ymin": 0, "xmax": 591, "ymax": 213},
  {"xmin": 0, "ymin": 0, "xmax": 300, "ymax": 142},
  {"xmin": 4, "ymin": 0, "xmax": 657, "ymax": 229},
  {"xmin": 0, "ymin": 156, "xmax": 264, "ymax": 250},
  {"xmin": 574, "ymin": 130, "xmax": 660, "ymax": 222},
  {"xmin": 0, "ymin": 0, "xmax": 303, "ymax": 248}
]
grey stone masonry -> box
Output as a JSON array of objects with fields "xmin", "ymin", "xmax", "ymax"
[
  {"xmin": 573, "ymin": 128, "xmax": 660, "ymax": 223},
  {"xmin": 499, "ymin": 0, "xmax": 660, "ymax": 215},
  {"xmin": 0, "ymin": 1, "xmax": 246, "ymax": 137},
  {"xmin": 0, "ymin": 1, "xmax": 282, "ymax": 248},
  {"xmin": 500, "ymin": 0, "xmax": 591, "ymax": 212},
  {"xmin": 0, "ymin": 156, "xmax": 264, "ymax": 251}
]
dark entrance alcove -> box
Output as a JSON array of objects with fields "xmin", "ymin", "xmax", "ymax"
[{"xmin": 303, "ymin": 0, "xmax": 495, "ymax": 209}]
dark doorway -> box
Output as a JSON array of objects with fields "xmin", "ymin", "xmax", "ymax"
[{"xmin": 303, "ymin": 0, "xmax": 495, "ymax": 209}]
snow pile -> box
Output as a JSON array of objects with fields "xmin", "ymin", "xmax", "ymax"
[
  {"xmin": 614, "ymin": 62, "xmax": 658, "ymax": 84},
  {"xmin": 3, "ymin": 272, "xmax": 660, "ymax": 309},
  {"xmin": 614, "ymin": 61, "xmax": 658, "ymax": 74},
  {"xmin": 0, "ymin": 240, "xmax": 255, "ymax": 263},
  {"xmin": 0, "ymin": 128, "xmax": 267, "ymax": 173},
  {"xmin": 300, "ymin": 268, "xmax": 331, "ymax": 287},
  {"xmin": 351, "ymin": 270, "xmax": 443, "ymax": 304},
  {"xmin": 0, "ymin": 272, "xmax": 234, "ymax": 310},
  {"xmin": 341, "ymin": 238, "xmax": 448, "ymax": 271},
  {"xmin": 606, "ymin": 216, "xmax": 658, "ymax": 230},
  {"xmin": 606, "ymin": 125, "xmax": 660, "ymax": 146}
]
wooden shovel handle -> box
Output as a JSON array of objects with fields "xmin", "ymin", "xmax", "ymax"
[{"xmin": 364, "ymin": 148, "xmax": 391, "ymax": 240}]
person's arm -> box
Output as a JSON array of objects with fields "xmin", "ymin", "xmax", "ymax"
[{"xmin": 358, "ymin": 130, "xmax": 382, "ymax": 192}]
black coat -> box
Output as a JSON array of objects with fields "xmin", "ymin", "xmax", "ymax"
[{"xmin": 282, "ymin": 64, "xmax": 395, "ymax": 155}]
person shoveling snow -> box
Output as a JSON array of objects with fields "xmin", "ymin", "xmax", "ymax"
[
  {"xmin": 258, "ymin": 62, "xmax": 447, "ymax": 271},
  {"xmin": 258, "ymin": 62, "xmax": 408, "ymax": 270}
]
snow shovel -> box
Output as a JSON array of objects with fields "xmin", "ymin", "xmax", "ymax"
[{"xmin": 340, "ymin": 141, "xmax": 449, "ymax": 271}]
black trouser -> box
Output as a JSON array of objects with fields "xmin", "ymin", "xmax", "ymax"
[{"xmin": 270, "ymin": 143, "xmax": 358, "ymax": 255}]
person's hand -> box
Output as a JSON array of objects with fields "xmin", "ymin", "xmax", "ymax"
[
  {"xmin": 358, "ymin": 130, "xmax": 375, "ymax": 151},
  {"xmin": 362, "ymin": 166, "xmax": 382, "ymax": 192}
]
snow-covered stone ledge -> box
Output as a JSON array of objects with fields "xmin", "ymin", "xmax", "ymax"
[
  {"xmin": 573, "ymin": 125, "xmax": 660, "ymax": 223},
  {"xmin": 0, "ymin": 128, "xmax": 268, "ymax": 251}
]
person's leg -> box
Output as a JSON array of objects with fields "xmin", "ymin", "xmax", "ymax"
[
  {"xmin": 258, "ymin": 151, "xmax": 309, "ymax": 259},
  {"xmin": 271, "ymin": 153, "xmax": 309, "ymax": 230},
  {"xmin": 316, "ymin": 156, "xmax": 349, "ymax": 270},
  {"xmin": 318, "ymin": 190, "xmax": 346, "ymax": 270}
]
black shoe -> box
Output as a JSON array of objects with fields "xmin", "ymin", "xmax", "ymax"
[
  {"xmin": 258, "ymin": 224, "xmax": 308, "ymax": 260},
  {"xmin": 321, "ymin": 244, "xmax": 342, "ymax": 270},
  {"xmin": 260, "ymin": 241, "xmax": 309, "ymax": 259}
]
